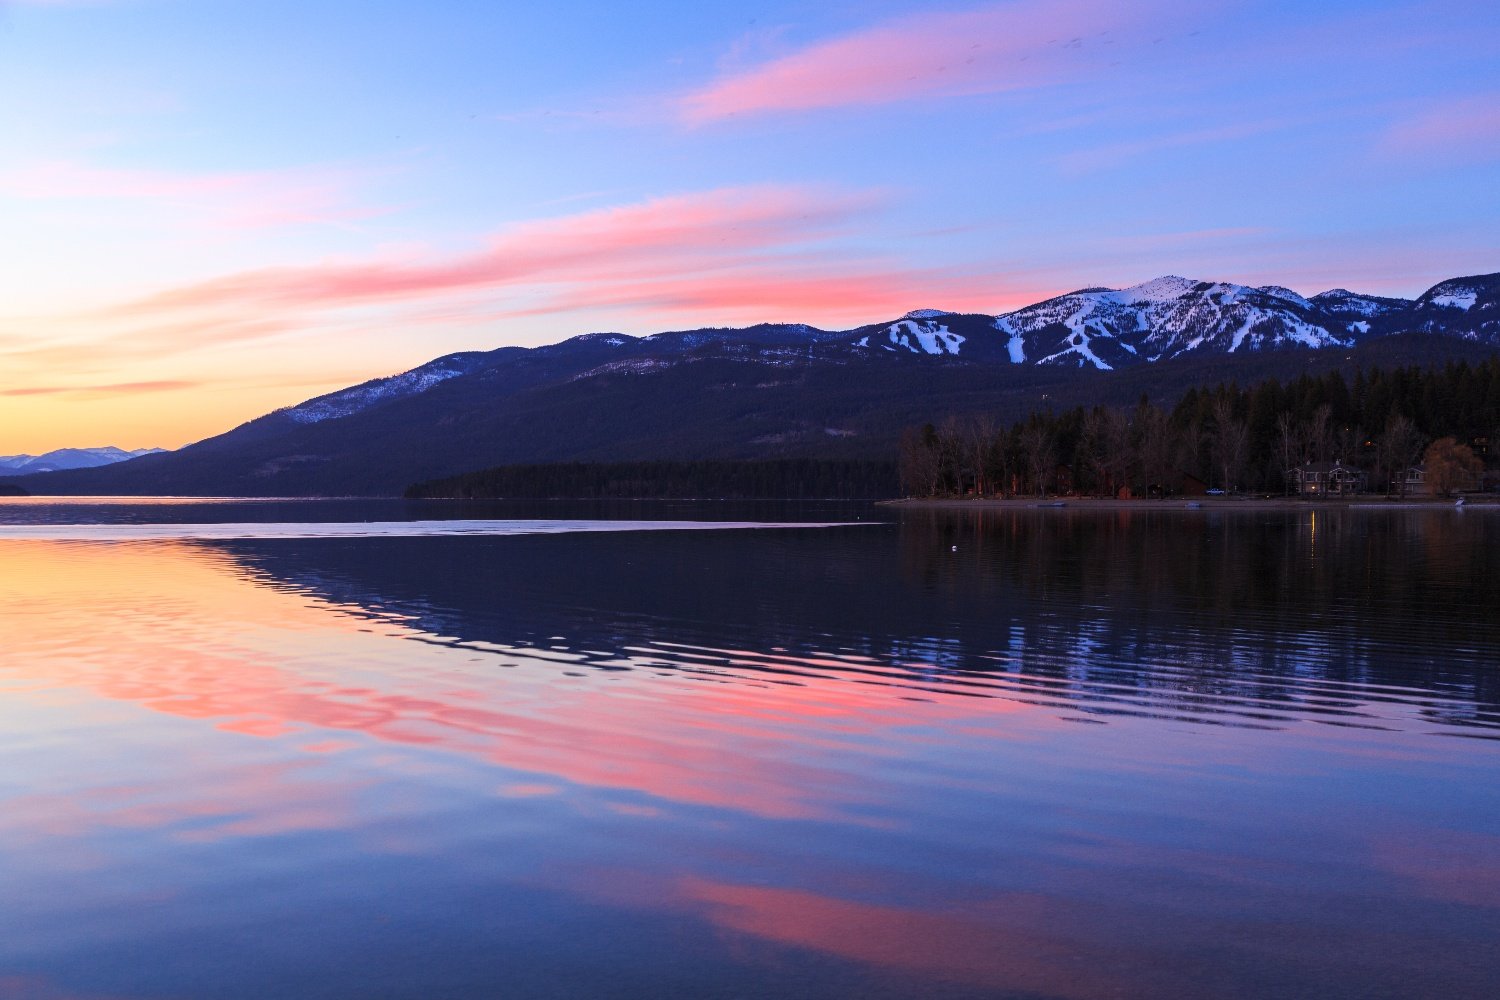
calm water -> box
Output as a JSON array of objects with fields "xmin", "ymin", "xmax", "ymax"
[{"xmin": 1, "ymin": 499, "xmax": 1497, "ymax": 1000}]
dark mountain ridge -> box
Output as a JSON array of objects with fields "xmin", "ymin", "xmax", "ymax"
[{"xmin": 9, "ymin": 270, "xmax": 1497, "ymax": 497}]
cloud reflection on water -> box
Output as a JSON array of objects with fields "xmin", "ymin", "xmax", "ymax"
[{"xmin": 1, "ymin": 509, "xmax": 1498, "ymax": 999}]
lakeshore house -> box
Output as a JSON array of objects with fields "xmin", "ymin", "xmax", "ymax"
[
  {"xmin": 1287, "ymin": 460, "xmax": 1366, "ymax": 496},
  {"xmin": 1403, "ymin": 463, "xmax": 1486, "ymax": 495}
]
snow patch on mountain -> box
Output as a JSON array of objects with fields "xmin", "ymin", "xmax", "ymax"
[
  {"xmin": 571, "ymin": 358, "xmax": 679, "ymax": 380},
  {"xmin": 1228, "ymin": 315, "xmax": 1256, "ymax": 353},
  {"xmin": 994, "ymin": 316, "xmax": 1026, "ymax": 363},
  {"xmin": 1431, "ymin": 291, "xmax": 1478, "ymax": 311},
  {"xmin": 1033, "ymin": 299, "xmax": 1115, "ymax": 369},
  {"xmin": 885, "ymin": 320, "xmax": 964, "ymax": 355},
  {"xmin": 284, "ymin": 355, "xmax": 482, "ymax": 424}
]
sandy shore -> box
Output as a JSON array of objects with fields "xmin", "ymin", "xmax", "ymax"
[{"xmin": 879, "ymin": 495, "xmax": 1496, "ymax": 511}]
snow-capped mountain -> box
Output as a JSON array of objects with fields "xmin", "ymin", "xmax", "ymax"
[
  {"xmin": 9, "ymin": 268, "xmax": 1495, "ymax": 497},
  {"xmin": 849, "ymin": 276, "xmax": 1398, "ymax": 370},
  {"xmin": 262, "ymin": 271, "xmax": 1500, "ymax": 426},
  {"xmin": 0, "ymin": 446, "xmax": 164, "ymax": 475},
  {"xmin": 1409, "ymin": 273, "xmax": 1500, "ymax": 342}
]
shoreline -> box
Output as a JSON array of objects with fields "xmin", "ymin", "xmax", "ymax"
[{"xmin": 880, "ymin": 496, "xmax": 1496, "ymax": 511}]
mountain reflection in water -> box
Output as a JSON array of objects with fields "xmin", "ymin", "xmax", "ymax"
[
  {"xmin": 0, "ymin": 504, "xmax": 1497, "ymax": 1000},
  {"xmin": 225, "ymin": 508, "xmax": 1500, "ymax": 736}
]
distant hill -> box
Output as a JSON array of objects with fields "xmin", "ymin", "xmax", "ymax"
[
  {"xmin": 0, "ymin": 446, "xmax": 165, "ymax": 475},
  {"xmin": 9, "ymin": 270, "xmax": 1498, "ymax": 497}
]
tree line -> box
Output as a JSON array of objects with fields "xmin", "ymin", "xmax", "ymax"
[
  {"xmin": 406, "ymin": 459, "xmax": 900, "ymax": 499},
  {"xmin": 899, "ymin": 360, "xmax": 1500, "ymax": 497}
]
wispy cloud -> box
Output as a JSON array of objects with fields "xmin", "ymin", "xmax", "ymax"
[
  {"xmin": 0, "ymin": 379, "xmax": 198, "ymax": 398},
  {"xmin": 1057, "ymin": 121, "xmax": 1288, "ymax": 174},
  {"xmin": 680, "ymin": 0, "xmax": 1192, "ymax": 124},
  {"xmin": 0, "ymin": 158, "xmax": 388, "ymax": 231},
  {"xmin": 1381, "ymin": 94, "xmax": 1500, "ymax": 163},
  {"xmin": 1, "ymin": 184, "xmax": 1053, "ymax": 377},
  {"xmin": 112, "ymin": 184, "xmax": 881, "ymax": 316}
]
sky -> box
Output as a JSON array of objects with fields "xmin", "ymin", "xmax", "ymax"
[{"xmin": 1, "ymin": 0, "xmax": 1497, "ymax": 453}]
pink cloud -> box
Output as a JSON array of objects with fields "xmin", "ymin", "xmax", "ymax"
[
  {"xmin": 680, "ymin": 0, "xmax": 1182, "ymax": 124},
  {"xmin": 113, "ymin": 185, "xmax": 880, "ymax": 316},
  {"xmin": 89, "ymin": 184, "xmax": 1043, "ymax": 334},
  {"xmin": 0, "ymin": 379, "xmax": 198, "ymax": 398},
  {"xmin": 494, "ymin": 265, "xmax": 1015, "ymax": 325},
  {"xmin": 9, "ymin": 185, "xmax": 1058, "ymax": 375},
  {"xmin": 1382, "ymin": 94, "xmax": 1500, "ymax": 162}
]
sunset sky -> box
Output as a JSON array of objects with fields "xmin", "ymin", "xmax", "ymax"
[{"xmin": 2, "ymin": 0, "xmax": 1497, "ymax": 453}]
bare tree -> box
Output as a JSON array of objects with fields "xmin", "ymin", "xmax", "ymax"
[
  {"xmin": 1080, "ymin": 407, "xmax": 1125, "ymax": 496},
  {"xmin": 937, "ymin": 415, "xmax": 966, "ymax": 494},
  {"xmin": 1377, "ymin": 414, "xmax": 1425, "ymax": 498},
  {"xmin": 1134, "ymin": 404, "xmax": 1176, "ymax": 496},
  {"xmin": 1019, "ymin": 421, "xmax": 1056, "ymax": 497},
  {"xmin": 1307, "ymin": 404, "xmax": 1334, "ymax": 463},
  {"xmin": 1102, "ymin": 408, "xmax": 1134, "ymax": 496},
  {"xmin": 1336, "ymin": 423, "xmax": 1365, "ymax": 468},
  {"xmin": 1212, "ymin": 397, "xmax": 1249, "ymax": 493},
  {"xmin": 898, "ymin": 425, "xmax": 941, "ymax": 497},
  {"xmin": 962, "ymin": 413, "xmax": 998, "ymax": 497},
  {"xmin": 1276, "ymin": 411, "xmax": 1303, "ymax": 491}
]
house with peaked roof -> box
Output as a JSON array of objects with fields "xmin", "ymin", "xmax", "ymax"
[{"xmin": 1287, "ymin": 460, "xmax": 1365, "ymax": 496}]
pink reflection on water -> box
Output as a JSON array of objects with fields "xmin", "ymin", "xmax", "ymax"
[
  {"xmin": 1370, "ymin": 828, "xmax": 1500, "ymax": 909},
  {"xmin": 679, "ymin": 877, "xmax": 1124, "ymax": 997},
  {"xmin": 2, "ymin": 537, "xmax": 1499, "ymax": 996},
  {"xmin": 0, "ymin": 540, "xmax": 1038, "ymax": 826}
]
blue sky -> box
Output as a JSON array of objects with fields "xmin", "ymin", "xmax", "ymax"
[{"xmin": 1, "ymin": 0, "xmax": 1496, "ymax": 450}]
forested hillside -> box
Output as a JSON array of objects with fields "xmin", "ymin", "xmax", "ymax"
[
  {"xmin": 899, "ymin": 360, "xmax": 1500, "ymax": 497},
  {"xmin": 406, "ymin": 459, "xmax": 898, "ymax": 499}
]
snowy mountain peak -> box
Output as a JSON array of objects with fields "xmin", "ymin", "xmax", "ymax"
[
  {"xmin": 963, "ymin": 273, "xmax": 1366, "ymax": 372},
  {"xmin": 1309, "ymin": 288, "xmax": 1412, "ymax": 320},
  {"xmin": 901, "ymin": 308, "xmax": 953, "ymax": 320},
  {"xmin": 1255, "ymin": 285, "xmax": 1313, "ymax": 308},
  {"xmin": 1114, "ymin": 275, "xmax": 1202, "ymax": 303},
  {"xmin": 1407, "ymin": 273, "xmax": 1500, "ymax": 340}
]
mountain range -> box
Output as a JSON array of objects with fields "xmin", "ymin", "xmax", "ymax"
[
  {"xmin": 7, "ymin": 270, "xmax": 1497, "ymax": 497},
  {"xmin": 0, "ymin": 446, "xmax": 165, "ymax": 476}
]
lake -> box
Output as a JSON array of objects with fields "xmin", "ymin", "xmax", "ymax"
[{"xmin": 1, "ymin": 498, "xmax": 1497, "ymax": 999}]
